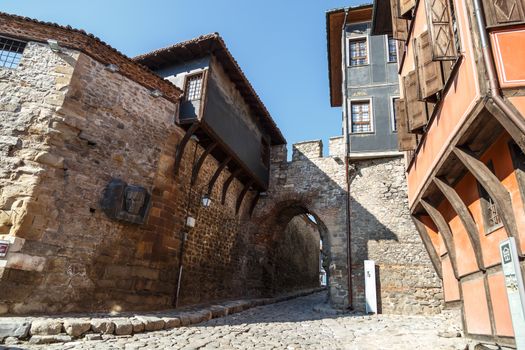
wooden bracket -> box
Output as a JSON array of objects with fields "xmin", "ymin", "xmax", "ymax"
[
  {"xmin": 433, "ymin": 177, "xmax": 485, "ymax": 271},
  {"xmin": 453, "ymin": 147, "xmax": 522, "ymax": 251},
  {"xmin": 221, "ymin": 169, "xmax": 241, "ymax": 205},
  {"xmin": 235, "ymin": 180, "xmax": 254, "ymax": 214},
  {"xmin": 191, "ymin": 142, "xmax": 217, "ymax": 185},
  {"xmin": 411, "ymin": 215, "xmax": 443, "ymax": 279},
  {"xmin": 174, "ymin": 122, "xmax": 199, "ymax": 176},
  {"xmin": 207, "ymin": 156, "xmax": 232, "ymax": 195},
  {"xmin": 249, "ymin": 192, "xmax": 261, "ymax": 218},
  {"xmin": 421, "ymin": 199, "xmax": 459, "ymax": 279}
]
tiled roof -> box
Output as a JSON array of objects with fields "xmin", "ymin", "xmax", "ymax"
[{"xmin": 0, "ymin": 11, "xmax": 183, "ymax": 102}]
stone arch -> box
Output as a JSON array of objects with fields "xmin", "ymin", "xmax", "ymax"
[{"xmin": 251, "ymin": 141, "xmax": 349, "ymax": 308}]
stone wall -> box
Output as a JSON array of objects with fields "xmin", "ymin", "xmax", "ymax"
[
  {"xmin": 255, "ymin": 140, "xmax": 443, "ymax": 314},
  {"xmin": 349, "ymin": 157, "xmax": 443, "ymax": 314},
  {"xmin": 0, "ymin": 40, "xmax": 325, "ymax": 315},
  {"xmin": 269, "ymin": 216, "xmax": 320, "ymax": 293}
]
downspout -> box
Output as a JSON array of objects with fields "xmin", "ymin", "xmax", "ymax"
[
  {"xmin": 472, "ymin": 0, "xmax": 525, "ymax": 136},
  {"xmin": 341, "ymin": 8, "xmax": 353, "ymax": 309}
]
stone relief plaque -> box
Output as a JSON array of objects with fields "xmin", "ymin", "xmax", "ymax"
[{"xmin": 101, "ymin": 179, "xmax": 151, "ymax": 224}]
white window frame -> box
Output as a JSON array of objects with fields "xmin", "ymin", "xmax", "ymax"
[
  {"xmin": 349, "ymin": 98, "xmax": 374, "ymax": 134},
  {"xmin": 347, "ymin": 34, "xmax": 370, "ymax": 67},
  {"xmin": 390, "ymin": 96, "xmax": 400, "ymax": 132},
  {"xmin": 385, "ymin": 35, "xmax": 397, "ymax": 63}
]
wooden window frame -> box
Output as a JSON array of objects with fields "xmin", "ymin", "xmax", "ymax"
[
  {"xmin": 477, "ymin": 160, "xmax": 504, "ymax": 234},
  {"xmin": 349, "ymin": 98, "xmax": 374, "ymax": 134},
  {"xmin": 347, "ymin": 36, "xmax": 369, "ymax": 67},
  {"xmin": 386, "ymin": 35, "xmax": 398, "ymax": 63},
  {"xmin": 183, "ymin": 72, "xmax": 204, "ymax": 101},
  {"xmin": 390, "ymin": 96, "xmax": 400, "ymax": 132}
]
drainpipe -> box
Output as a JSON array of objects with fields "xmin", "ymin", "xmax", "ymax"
[
  {"xmin": 472, "ymin": 0, "xmax": 525, "ymax": 136},
  {"xmin": 341, "ymin": 8, "xmax": 353, "ymax": 309}
]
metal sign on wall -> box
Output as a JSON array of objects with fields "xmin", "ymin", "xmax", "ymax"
[
  {"xmin": 364, "ymin": 260, "xmax": 377, "ymax": 314},
  {"xmin": 0, "ymin": 240, "xmax": 9, "ymax": 258},
  {"xmin": 499, "ymin": 237, "xmax": 525, "ymax": 349}
]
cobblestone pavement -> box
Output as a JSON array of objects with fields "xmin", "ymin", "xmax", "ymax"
[{"xmin": 16, "ymin": 292, "xmax": 469, "ymax": 350}]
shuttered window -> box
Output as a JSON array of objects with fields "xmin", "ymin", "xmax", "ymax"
[
  {"xmin": 349, "ymin": 38, "xmax": 368, "ymax": 66},
  {"xmin": 404, "ymin": 70, "xmax": 427, "ymax": 132},
  {"xmin": 391, "ymin": 0, "xmax": 409, "ymax": 41},
  {"xmin": 415, "ymin": 31, "xmax": 444, "ymax": 101},
  {"xmin": 394, "ymin": 98, "xmax": 417, "ymax": 151},
  {"xmin": 425, "ymin": 0, "xmax": 459, "ymax": 60},
  {"xmin": 478, "ymin": 161, "xmax": 503, "ymax": 233},
  {"xmin": 387, "ymin": 36, "xmax": 397, "ymax": 62},
  {"xmin": 351, "ymin": 101, "xmax": 372, "ymax": 133},
  {"xmin": 0, "ymin": 37, "xmax": 26, "ymax": 69},
  {"xmin": 184, "ymin": 73, "xmax": 203, "ymax": 101},
  {"xmin": 482, "ymin": 0, "xmax": 525, "ymax": 27}
]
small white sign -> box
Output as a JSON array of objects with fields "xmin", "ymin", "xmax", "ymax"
[
  {"xmin": 499, "ymin": 238, "xmax": 525, "ymax": 349},
  {"xmin": 364, "ymin": 260, "xmax": 377, "ymax": 314}
]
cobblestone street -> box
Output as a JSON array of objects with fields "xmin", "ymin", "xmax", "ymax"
[{"xmin": 15, "ymin": 292, "xmax": 469, "ymax": 350}]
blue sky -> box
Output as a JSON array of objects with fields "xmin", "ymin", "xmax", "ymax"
[{"xmin": 2, "ymin": 0, "xmax": 363, "ymax": 153}]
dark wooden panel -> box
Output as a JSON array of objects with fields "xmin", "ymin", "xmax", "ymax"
[
  {"xmin": 482, "ymin": 0, "xmax": 525, "ymax": 27},
  {"xmin": 391, "ymin": 0, "xmax": 409, "ymax": 40},
  {"xmin": 404, "ymin": 70, "xmax": 427, "ymax": 132},
  {"xmin": 395, "ymin": 98, "xmax": 417, "ymax": 151},
  {"xmin": 416, "ymin": 31, "xmax": 444, "ymax": 100},
  {"xmin": 426, "ymin": 0, "xmax": 458, "ymax": 60}
]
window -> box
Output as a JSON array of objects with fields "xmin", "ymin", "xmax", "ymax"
[
  {"xmin": 391, "ymin": 97, "xmax": 400, "ymax": 132},
  {"xmin": 184, "ymin": 73, "xmax": 203, "ymax": 101},
  {"xmin": 0, "ymin": 37, "xmax": 26, "ymax": 69},
  {"xmin": 387, "ymin": 36, "xmax": 397, "ymax": 62},
  {"xmin": 349, "ymin": 38, "xmax": 368, "ymax": 66},
  {"xmin": 350, "ymin": 100, "xmax": 372, "ymax": 133},
  {"xmin": 478, "ymin": 161, "xmax": 502, "ymax": 233}
]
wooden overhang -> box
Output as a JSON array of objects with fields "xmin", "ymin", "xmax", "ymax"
[
  {"xmin": 134, "ymin": 33, "xmax": 285, "ymax": 146},
  {"xmin": 371, "ymin": 0, "xmax": 393, "ymax": 36},
  {"xmin": 326, "ymin": 4, "xmax": 373, "ymax": 107}
]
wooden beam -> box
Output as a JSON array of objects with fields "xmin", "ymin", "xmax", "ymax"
[
  {"xmin": 485, "ymin": 100, "xmax": 525, "ymax": 155},
  {"xmin": 249, "ymin": 192, "xmax": 261, "ymax": 218},
  {"xmin": 453, "ymin": 147, "xmax": 522, "ymax": 250},
  {"xmin": 235, "ymin": 180, "xmax": 254, "ymax": 214},
  {"xmin": 420, "ymin": 200, "xmax": 459, "ymax": 279},
  {"xmin": 433, "ymin": 177, "xmax": 486, "ymax": 271},
  {"xmin": 190, "ymin": 142, "xmax": 217, "ymax": 185},
  {"xmin": 221, "ymin": 169, "xmax": 241, "ymax": 205},
  {"xmin": 411, "ymin": 215, "xmax": 443, "ymax": 279},
  {"xmin": 207, "ymin": 156, "xmax": 231, "ymax": 195},
  {"xmin": 173, "ymin": 122, "xmax": 199, "ymax": 176}
]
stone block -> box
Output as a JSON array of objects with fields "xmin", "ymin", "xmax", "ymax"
[
  {"xmin": 84, "ymin": 333, "xmax": 102, "ymax": 341},
  {"xmin": 34, "ymin": 152, "xmax": 64, "ymax": 168},
  {"xmin": 130, "ymin": 319, "xmax": 144, "ymax": 333},
  {"xmin": 113, "ymin": 319, "xmax": 133, "ymax": 335},
  {"xmin": 162, "ymin": 317, "xmax": 181, "ymax": 329},
  {"xmin": 137, "ymin": 316, "xmax": 164, "ymax": 331},
  {"xmin": 28, "ymin": 334, "xmax": 72, "ymax": 344},
  {"xmin": 0, "ymin": 304, "xmax": 8, "ymax": 315},
  {"xmin": 30, "ymin": 320, "xmax": 62, "ymax": 335},
  {"xmin": 63, "ymin": 319, "xmax": 91, "ymax": 337},
  {"xmin": 90, "ymin": 319, "xmax": 115, "ymax": 334},
  {"xmin": 0, "ymin": 321, "xmax": 30, "ymax": 339},
  {"xmin": 5, "ymin": 253, "xmax": 46, "ymax": 272}
]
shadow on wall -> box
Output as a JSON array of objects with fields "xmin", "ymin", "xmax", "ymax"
[{"xmin": 249, "ymin": 142, "xmax": 400, "ymax": 309}]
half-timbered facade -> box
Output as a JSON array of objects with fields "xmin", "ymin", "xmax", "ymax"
[{"xmin": 373, "ymin": 0, "xmax": 525, "ymax": 346}]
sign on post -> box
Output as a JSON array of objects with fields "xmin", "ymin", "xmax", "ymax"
[
  {"xmin": 500, "ymin": 238, "xmax": 525, "ymax": 349},
  {"xmin": 364, "ymin": 260, "xmax": 377, "ymax": 314}
]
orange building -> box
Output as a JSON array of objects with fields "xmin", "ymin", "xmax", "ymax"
[{"xmin": 372, "ymin": 0, "xmax": 525, "ymax": 347}]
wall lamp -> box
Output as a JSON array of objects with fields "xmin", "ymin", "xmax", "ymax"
[
  {"xmin": 150, "ymin": 89, "xmax": 163, "ymax": 98},
  {"xmin": 105, "ymin": 64, "xmax": 119, "ymax": 73},
  {"xmin": 201, "ymin": 193, "xmax": 211, "ymax": 208},
  {"xmin": 47, "ymin": 39, "xmax": 62, "ymax": 53}
]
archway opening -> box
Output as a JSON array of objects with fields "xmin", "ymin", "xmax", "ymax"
[{"xmin": 264, "ymin": 204, "xmax": 331, "ymax": 296}]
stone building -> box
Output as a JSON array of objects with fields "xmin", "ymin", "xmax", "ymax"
[
  {"xmin": 0, "ymin": 13, "xmax": 319, "ymax": 314},
  {"xmin": 325, "ymin": 4, "xmax": 443, "ymax": 313},
  {"xmin": 372, "ymin": 0, "xmax": 525, "ymax": 346}
]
